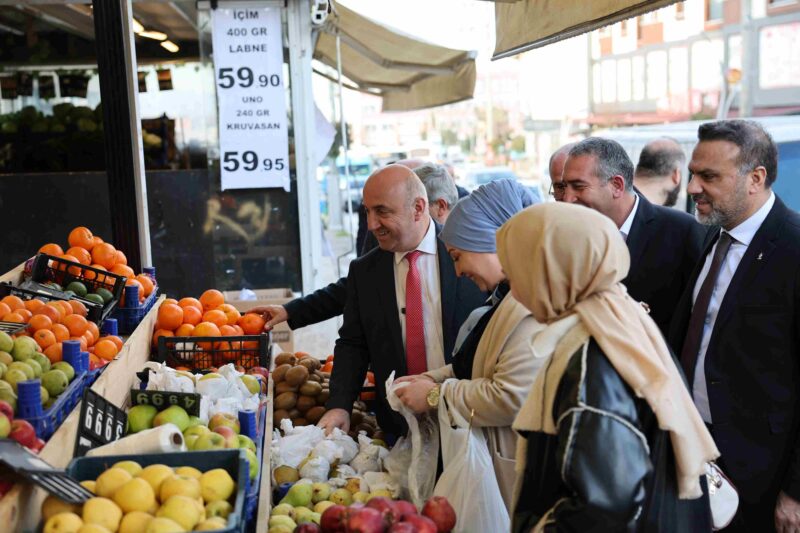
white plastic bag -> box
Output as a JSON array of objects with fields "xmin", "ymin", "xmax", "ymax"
[
  {"xmin": 385, "ymin": 372, "xmax": 439, "ymax": 509},
  {"xmin": 433, "ymin": 379, "xmax": 510, "ymax": 533}
]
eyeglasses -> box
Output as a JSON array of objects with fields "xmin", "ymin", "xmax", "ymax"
[{"xmin": 548, "ymin": 182, "xmax": 567, "ymax": 197}]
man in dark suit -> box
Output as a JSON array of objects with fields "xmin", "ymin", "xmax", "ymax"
[
  {"xmin": 317, "ymin": 165, "xmax": 485, "ymax": 435},
  {"xmin": 668, "ymin": 120, "xmax": 800, "ymax": 532},
  {"xmin": 560, "ymin": 137, "xmax": 705, "ymax": 335}
]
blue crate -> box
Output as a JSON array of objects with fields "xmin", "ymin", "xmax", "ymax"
[
  {"xmin": 111, "ymin": 284, "xmax": 159, "ymax": 335},
  {"xmin": 245, "ymin": 401, "xmax": 268, "ymax": 525},
  {"xmin": 17, "ymin": 371, "xmax": 88, "ymax": 441},
  {"xmin": 66, "ymin": 449, "xmax": 249, "ymax": 533}
]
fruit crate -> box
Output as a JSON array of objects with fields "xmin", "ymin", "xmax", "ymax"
[
  {"xmin": 156, "ymin": 334, "xmax": 271, "ymax": 372},
  {"xmin": 245, "ymin": 401, "xmax": 268, "ymax": 526},
  {"xmin": 0, "ymin": 282, "xmax": 106, "ymax": 325},
  {"xmin": 66, "ymin": 449, "xmax": 249, "ymax": 533},
  {"xmin": 0, "ymin": 320, "xmax": 26, "ymax": 335},
  {"xmin": 110, "ymin": 283, "xmax": 159, "ymax": 335},
  {"xmin": 17, "ymin": 371, "xmax": 88, "ymax": 441},
  {"xmin": 27, "ymin": 253, "xmax": 126, "ymax": 323}
]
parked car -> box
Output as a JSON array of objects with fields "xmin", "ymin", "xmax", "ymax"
[{"xmin": 337, "ymin": 155, "xmax": 373, "ymax": 211}]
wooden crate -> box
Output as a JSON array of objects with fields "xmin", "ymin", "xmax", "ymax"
[
  {"xmin": 0, "ymin": 261, "xmax": 25, "ymax": 284},
  {"xmin": 256, "ymin": 377, "xmax": 274, "ymax": 529}
]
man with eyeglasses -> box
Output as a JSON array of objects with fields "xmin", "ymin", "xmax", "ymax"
[
  {"xmin": 547, "ymin": 143, "xmax": 574, "ymax": 200},
  {"xmin": 560, "ymin": 137, "xmax": 704, "ymax": 336}
]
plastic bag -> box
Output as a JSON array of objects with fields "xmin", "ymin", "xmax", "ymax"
[
  {"xmin": 299, "ymin": 455, "xmax": 331, "ymax": 482},
  {"xmin": 433, "ymin": 379, "xmax": 509, "ymax": 532},
  {"xmin": 273, "ymin": 420, "xmax": 326, "ymax": 468},
  {"xmin": 385, "ymin": 372, "xmax": 439, "ymax": 509}
]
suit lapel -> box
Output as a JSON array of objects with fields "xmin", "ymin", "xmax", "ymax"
[
  {"xmin": 374, "ymin": 250, "xmax": 406, "ymax": 374},
  {"xmin": 625, "ymin": 193, "xmax": 656, "ymax": 268},
  {"xmin": 437, "ymin": 234, "xmax": 457, "ymax": 360}
]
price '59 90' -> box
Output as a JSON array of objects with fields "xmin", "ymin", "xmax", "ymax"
[
  {"xmin": 223, "ymin": 151, "xmax": 285, "ymax": 172},
  {"xmin": 217, "ymin": 67, "xmax": 280, "ymax": 89}
]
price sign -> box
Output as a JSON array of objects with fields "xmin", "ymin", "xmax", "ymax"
[
  {"xmin": 211, "ymin": 3, "xmax": 289, "ymax": 191},
  {"xmin": 130, "ymin": 389, "xmax": 202, "ymax": 417},
  {"xmin": 74, "ymin": 389, "xmax": 127, "ymax": 458}
]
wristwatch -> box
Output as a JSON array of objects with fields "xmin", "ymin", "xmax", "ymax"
[{"xmin": 426, "ymin": 384, "xmax": 441, "ymax": 408}]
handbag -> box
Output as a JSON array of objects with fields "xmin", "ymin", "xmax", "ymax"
[{"xmin": 705, "ymin": 461, "xmax": 739, "ymax": 530}]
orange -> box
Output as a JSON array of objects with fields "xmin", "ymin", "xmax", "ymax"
[
  {"xmin": 63, "ymin": 314, "xmax": 89, "ymax": 337},
  {"xmin": 162, "ymin": 298, "xmax": 179, "ymax": 306},
  {"xmin": 202, "ymin": 309, "xmax": 228, "ymax": 329},
  {"xmin": 232, "ymin": 325, "xmax": 244, "ymax": 335},
  {"xmin": 68, "ymin": 300, "xmax": 88, "ymax": 317},
  {"xmin": 1, "ymin": 295, "xmax": 24, "ymax": 312},
  {"xmin": 28, "ymin": 314, "xmax": 53, "ymax": 332},
  {"xmin": 89, "ymin": 353, "xmax": 103, "ymax": 368},
  {"xmin": 157, "ymin": 303, "xmax": 184, "ymax": 331},
  {"xmin": 115, "ymin": 250, "xmax": 127, "ymax": 266},
  {"xmin": 93, "ymin": 339, "xmax": 118, "ymax": 361},
  {"xmin": 152, "ymin": 328, "xmax": 174, "ymax": 348},
  {"xmin": 103, "ymin": 335, "xmax": 124, "ymax": 351},
  {"xmin": 135, "ymin": 274, "xmax": 155, "ymax": 297},
  {"xmin": 86, "ymin": 322, "xmax": 100, "ymax": 343},
  {"xmin": 181, "ymin": 306, "xmax": 202, "ymax": 326},
  {"xmin": 68, "ymin": 226, "xmax": 95, "ymax": 250},
  {"xmin": 321, "ymin": 361, "xmax": 333, "ymax": 373},
  {"xmin": 36, "ymin": 304, "xmax": 62, "ymax": 323},
  {"xmin": 44, "ymin": 343, "xmax": 63, "ymax": 363},
  {"xmin": 91, "ymin": 242, "xmax": 117, "ymax": 269},
  {"xmin": 15, "ymin": 309, "xmax": 32, "ymax": 322},
  {"xmin": 56, "ymin": 254, "xmax": 82, "ymax": 275},
  {"xmin": 92, "ymin": 235, "xmax": 103, "ymax": 247},
  {"xmin": 83, "ymin": 328, "xmax": 95, "ymax": 347},
  {"xmin": 178, "ymin": 297, "xmax": 202, "ymax": 312},
  {"xmin": 23, "ymin": 299, "xmax": 44, "ymax": 313},
  {"xmin": 39, "ymin": 243, "xmax": 64, "ymax": 256},
  {"xmin": 51, "ymin": 323, "xmax": 70, "ymax": 342},
  {"xmin": 66, "ymin": 246, "xmax": 92, "ymax": 265},
  {"xmin": 192, "ymin": 322, "xmax": 221, "ymax": 350},
  {"xmin": 0, "ymin": 303, "xmax": 10, "ymax": 317},
  {"xmin": 175, "ymin": 324, "xmax": 195, "ymax": 337},
  {"xmin": 199, "ymin": 289, "xmax": 224, "ymax": 312},
  {"xmin": 33, "ymin": 329, "xmax": 56, "ymax": 349},
  {"xmin": 238, "ymin": 313, "xmax": 266, "ymax": 335},
  {"xmin": 85, "ymin": 264, "xmax": 107, "ymax": 283},
  {"xmin": 219, "ymin": 325, "xmax": 237, "ymax": 336},
  {"xmin": 123, "ymin": 279, "xmax": 144, "ymax": 306},
  {"xmin": 54, "ymin": 301, "xmax": 72, "ymax": 319},
  {"xmin": 111, "ymin": 264, "xmax": 135, "ymax": 280},
  {"xmin": 69, "ymin": 336, "xmax": 88, "ymax": 352},
  {"xmin": 3, "ymin": 312, "xmax": 25, "ymax": 323},
  {"xmin": 217, "ymin": 304, "xmax": 241, "ymax": 326}
]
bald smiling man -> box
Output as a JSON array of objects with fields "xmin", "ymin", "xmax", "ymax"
[{"xmin": 318, "ymin": 165, "xmax": 486, "ymax": 435}]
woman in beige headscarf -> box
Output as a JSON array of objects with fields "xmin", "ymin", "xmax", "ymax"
[{"xmin": 498, "ymin": 203, "xmax": 718, "ymax": 532}]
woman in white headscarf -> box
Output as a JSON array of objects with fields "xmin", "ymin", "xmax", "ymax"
[
  {"xmin": 498, "ymin": 202, "xmax": 718, "ymax": 532},
  {"xmin": 395, "ymin": 179, "xmax": 544, "ymax": 510}
]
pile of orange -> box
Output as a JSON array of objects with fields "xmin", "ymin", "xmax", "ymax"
[
  {"xmin": 152, "ymin": 289, "xmax": 267, "ymax": 365},
  {"xmin": 2, "ymin": 294, "xmax": 124, "ymax": 368},
  {"xmin": 319, "ymin": 354, "xmax": 375, "ymax": 400},
  {"xmin": 38, "ymin": 226, "xmax": 156, "ymax": 306}
]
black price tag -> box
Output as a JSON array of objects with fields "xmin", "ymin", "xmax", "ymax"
[
  {"xmin": 130, "ymin": 389, "xmax": 201, "ymax": 417},
  {"xmin": 74, "ymin": 389, "xmax": 127, "ymax": 457}
]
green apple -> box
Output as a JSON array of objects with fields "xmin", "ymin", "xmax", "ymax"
[
  {"xmin": 40, "ymin": 386, "xmax": 49, "ymax": 406},
  {"xmin": 243, "ymin": 448, "xmax": 259, "ymax": 481},
  {"xmin": 184, "ymin": 424, "xmax": 211, "ymax": 439},
  {"xmin": 240, "ymin": 375, "xmax": 260, "ymax": 395},
  {"xmin": 0, "ymin": 332, "xmax": 13, "ymax": 353},
  {"xmin": 52, "ymin": 362, "xmax": 75, "ymax": 382},
  {"xmin": 237, "ymin": 434, "xmax": 256, "ymax": 454},
  {"xmin": 199, "ymin": 373, "xmax": 222, "ymax": 381},
  {"xmin": 11, "ymin": 336, "xmax": 37, "ymax": 361},
  {"xmin": 0, "ymin": 351, "xmax": 12, "ymax": 366},
  {"xmin": 32, "ymin": 353, "xmax": 51, "ymax": 373},
  {"xmin": 26, "ymin": 359, "xmax": 42, "ymax": 378},
  {"xmin": 9, "ymin": 361, "xmax": 34, "ymax": 380},
  {"xmin": 0, "ymin": 362, "xmax": 6, "ymax": 379},
  {"xmin": 208, "ymin": 412, "xmax": 239, "ymax": 434},
  {"xmin": 153, "ymin": 405, "xmax": 190, "ymax": 432},
  {"xmin": 185, "ymin": 434, "xmax": 200, "ymax": 450},
  {"xmin": 193, "ymin": 433, "xmax": 227, "ymax": 451},
  {"xmin": 41, "ymin": 369, "xmax": 68, "ymax": 397},
  {"xmin": 186, "ymin": 415, "xmax": 204, "ymax": 429},
  {"xmin": 127, "ymin": 404, "xmax": 158, "ymax": 433},
  {"xmin": 4, "ymin": 368, "xmax": 29, "ymax": 393},
  {"xmin": 0, "ymin": 389, "xmax": 17, "ymax": 411}
]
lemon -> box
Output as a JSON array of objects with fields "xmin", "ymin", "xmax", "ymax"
[
  {"xmin": 82, "ymin": 497, "xmax": 122, "ymax": 532},
  {"xmin": 199, "ymin": 468, "xmax": 235, "ymax": 503},
  {"xmin": 118, "ymin": 511, "xmax": 153, "ymax": 533},
  {"xmin": 159, "ymin": 474, "xmax": 201, "ymax": 502},
  {"xmin": 41, "ymin": 494, "xmax": 81, "ymax": 521},
  {"xmin": 80, "ymin": 480, "xmax": 96, "ymax": 494},
  {"xmin": 144, "ymin": 517, "xmax": 183, "ymax": 533},
  {"xmin": 76, "ymin": 525, "xmax": 112, "ymax": 533},
  {"xmin": 95, "ymin": 468, "xmax": 132, "ymax": 499},
  {"xmin": 113, "ymin": 477, "xmax": 155, "ymax": 513},
  {"xmin": 137, "ymin": 464, "xmax": 174, "ymax": 497},
  {"xmin": 111, "ymin": 461, "xmax": 142, "ymax": 477},
  {"xmin": 195, "ymin": 517, "xmax": 227, "ymax": 531},
  {"xmin": 156, "ymin": 495, "xmax": 201, "ymax": 530},
  {"xmin": 43, "ymin": 512, "xmax": 83, "ymax": 533},
  {"xmin": 174, "ymin": 466, "xmax": 202, "ymax": 479}
]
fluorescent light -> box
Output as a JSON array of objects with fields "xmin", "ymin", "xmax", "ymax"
[
  {"xmin": 160, "ymin": 40, "xmax": 180, "ymax": 53},
  {"xmin": 139, "ymin": 30, "xmax": 168, "ymax": 41},
  {"xmin": 132, "ymin": 18, "xmax": 145, "ymax": 34}
]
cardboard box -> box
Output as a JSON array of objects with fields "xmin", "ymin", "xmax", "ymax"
[{"xmin": 223, "ymin": 288, "xmax": 296, "ymax": 352}]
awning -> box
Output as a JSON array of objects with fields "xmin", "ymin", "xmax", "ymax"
[
  {"xmin": 314, "ymin": 1, "xmax": 477, "ymax": 112},
  {"xmin": 493, "ymin": 0, "xmax": 679, "ymax": 59}
]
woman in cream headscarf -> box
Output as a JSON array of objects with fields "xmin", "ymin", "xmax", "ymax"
[{"xmin": 498, "ymin": 203, "xmax": 718, "ymax": 532}]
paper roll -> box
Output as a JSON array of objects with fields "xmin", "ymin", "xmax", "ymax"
[{"xmin": 86, "ymin": 423, "xmax": 186, "ymax": 457}]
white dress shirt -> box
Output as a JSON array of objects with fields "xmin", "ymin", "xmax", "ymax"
[
  {"xmin": 692, "ymin": 192, "xmax": 775, "ymax": 423},
  {"xmin": 393, "ymin": 219, "xmax": 445, "ymax": 371},
  {"xmin": 619, "ymin": 193, "xmax": 640, "ymax": 242}
]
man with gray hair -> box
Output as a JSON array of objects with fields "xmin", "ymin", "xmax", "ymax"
[
  {"xmin": 561, "ymin": 137, "xmax": 704, "ymax": 335},
  {"xmin": 413, "ymin": 163, "xmax": 459, "ymax": 224},
  {"xmin": 634, "ymin": 137, "xmax": 686, "ymax": 207}
]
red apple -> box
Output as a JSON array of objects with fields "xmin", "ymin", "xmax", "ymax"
[
  {"xmin": 366, "ymin": 496, "xmax": 400, "ymax": 526},
  {"xmin": 388, "ymin": 524, "xmax": 419, "ymax": 533},
  {"xmin": 213, "ymin": 425, "xmax": 239, "ymax": 448},
  {"xmin": 248, "ymin": 366, "xmax": 269, "ymax": 380},
  {"xmin": 0, "ymin": 400, "xmax": 14, "ymax": 421},
  {"xmin": 346, "ymin": 507, "xmax": 385, "ymax": 533},
  {"xmin": 208, "ymin": 412, "xmax": 240, "ymax": 434},
  {"xmin": 392, "ymin": 500, "xmax": 418, "ymax": 519},
  {"xmin": 9, "ymin": 419, "xmax": 36, "ymax": 448},
  {"xmin": 29, "ymin": 438, "xmax": 45, "ymax": 454},
  {"xmin": 421, "ymin": 496, "xmax": 456, "ymax": 533},
  {"xmin": 0, "ymin": 480, "xmax": 13, "ymax": 499},
  {"xmin": 401, "ymin": 515, "xmax": 437, "ymax": 533},
  {"xmin": 295, "ymin": 524, "xmax": 321, "ymax": 533},
  {"xmin": 320, "ymin": 504, "xmax": 347, "ymax": 532}
]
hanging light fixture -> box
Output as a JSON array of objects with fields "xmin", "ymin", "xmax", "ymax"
[
  {"xmin": 139, "ymin": 30, "xmax": 168, "ymax": 41},
  {"xmin": 160, "ymin": 40, "xmax": 180, "ymax": 53},
  {"xmin": 132, "ymin": 18, "xmax": 145, "ymax": 34}
]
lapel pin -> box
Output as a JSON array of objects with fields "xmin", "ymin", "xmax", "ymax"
[{"xmin": 757, "ymin": 252, "xmax": 763, "ymax": 261}]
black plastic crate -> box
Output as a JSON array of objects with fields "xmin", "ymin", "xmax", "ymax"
[
  {"xmin": 156, "ymin": 333, "xmax": 270, "ymax": 372},
  {"xmin": 28, "ymin": 253, "xmax": 126, "ymax": 323},
  {"xmin": 0, "ymin": 282, "xmax": 105, "ymax": 325},
  {"xmin": 0, "ymin": 320, "xmax": 26, "ymax": 335}
]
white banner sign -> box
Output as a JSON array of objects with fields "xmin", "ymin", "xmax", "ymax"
[{"xmin": 211, "ymin": 4, "xmax": 289, "ymax": 191}]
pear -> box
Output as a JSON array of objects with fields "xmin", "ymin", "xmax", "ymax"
[
  {"xmin": 314, "ymin": 500, "xmax": 335, "ymax": 514},
  {"xmin": 368, "ymin": 489, "xmax": 394, "ymax": 500},
  {"xmin": 268, "ymin": 515, "xmax": 297, "ymax": 530},
  {"xmin": 273, "ymin": 465, "xmax": 299, "ymax": 485},
  {"xmin": 205, "ymin": 500, "xmax": 233, "ymax": 519},
  {"xmin": 329, "ymin": 488, "xmax": 353, "ymax": 506},
  {"xmin": 271, "ymin": 503, "xmax": 296, "ymax": 519},
  {"xmin": 311, "ymin": 482, "xmax": 332, "ymax": 503},
  {"xmin": 195, "ymin": 517, "xmax": 228, "ymax": 531},
  {"xmin": 294, "ymin": 506, "xmax": 315, "ymax": 524},
  {"xmin": 353, "ymin": 491, "xmax": 369, "ymax": 503},
  {"xmin": 279, "ymin": 482, "xmax": 313, "ymax": 508},
  {"xmin": 344, "ymin": 477, "xmax": 362, "ymax": 494},
  {"xmin": 199, "ymin": 468, "xmax": 235, "ymax": 503}
]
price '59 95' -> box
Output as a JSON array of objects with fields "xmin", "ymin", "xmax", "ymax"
[{"xmin": 223, "ymin": 151, "xmax": 285, "ymax": 172}]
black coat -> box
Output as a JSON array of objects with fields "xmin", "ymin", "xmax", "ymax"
[
  {"xmin": 513, "ymin": 338, "xmax": 711, "ymax": 533},
  {"xmin": 326, "ymin": 227, "xmax": 487, "ymax": 435},
  {"xmin": 668, "ymin": 195, "xmax": 800, "ymax": 530},
  {"xmin": 624, "ymin": 194, "xmax": 705, "ymax": 336}
]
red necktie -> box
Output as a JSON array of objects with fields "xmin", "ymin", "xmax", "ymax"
[{"xmin": 405, "ymin": 250, "xmax": 427, "ymax": 375}]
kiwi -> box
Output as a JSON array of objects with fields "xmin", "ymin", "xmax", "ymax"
[
  {"xmin": 350, "ymin": 410, "xmax": 364, "ymax": 426},
  {"xmin": 307, "ymin": 374, "xmax": 321, "ymax": 384},
  {"xmin": 272, "ymin": 364, "xmax": 292, "ymax": 383},
  {"xmin": 296, "ymin": 395, "xmax": 317, "ymax": 413},
  {"xmin": 274, "ymin": 409, "xmax": 291, "ymax": 424},
  {"xmin": 320, "ymin": 371, "xmax": 331, "ymax": 379},
  {"xmin": 299, "ymin": 381, "xmax": 322, "ymax": 396},
  {"xmin": 285, "ymin": 365, "xmax": 310, "ymax": 387},
  {"xmin": 289, "ymin": 409, "xmax": 302, "ymax": 419},
  {"xmin": 274, "ymin": 392, "xmax": 298, "ymax": 410},
  {"xmin": 356, "ymin": 423, "xmax": 374, "ymax": 435},
  {"xmin": 298, "ymin": 358, "xmax": 320, "ymax": 372},
  {"xmin": 313, "ymin": 370, "xmax": 326, "ymax": 380},
  {"xmin": 316, "ymin": 389, "xmax": 330, "ymax": 405},
  {"xmin": 353, "ymin": 400, "xmax": 367, "ymax": 412},
  {"xmin": 275, "ymin": 381, "xmax": 299, "ymax": 395},
  {"xmin": 274, "ymin": 353, "xmax": 297, "ymax": 366},
  {"xmin": 292, "ymin": 418, "xmax": 308, "ymax": 427},
  {"xmin": 306, "ymin": 406, "xmax": 326, "ymax": 424}
]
